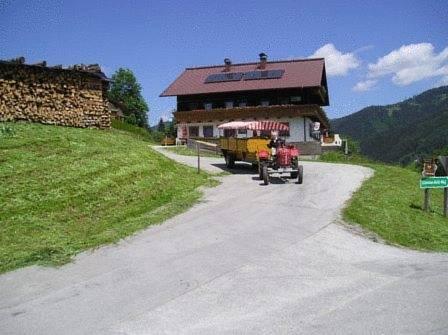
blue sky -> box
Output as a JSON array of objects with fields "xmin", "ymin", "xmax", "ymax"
[{"xmin": 1, "ymin": 0, "xmax": 447, "ymax": 125}]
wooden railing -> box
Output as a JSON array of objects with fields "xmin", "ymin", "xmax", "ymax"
[
  {"xmin": 186, "ymin": 138, "xmax": 222, "ymax": 156},
  {"xmin": 173, "ymin": 104, "xmax": 329, "ymax": 128}
]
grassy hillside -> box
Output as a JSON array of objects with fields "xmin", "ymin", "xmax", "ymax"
[
  {"xmin": 321, "ymin": 152, "xmax": 448, "ymax": 251},
  {"xmin": 331, "ymin": 86, "xmax": 448, "ymax": 164},
  {"xmin": 0, "ymin": 122, "xmax": 217, "ymax": 273}
]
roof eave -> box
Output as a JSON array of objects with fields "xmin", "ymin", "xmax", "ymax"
[{"xmin": 160, "ymin": 85, "xmax": 326, "ymax": 98}]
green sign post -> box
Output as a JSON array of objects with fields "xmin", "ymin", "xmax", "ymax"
[
  {"xmin": 420, "ymin": 177, "xmax": 448, "ymax": 217},
  {"xmin": 420, "ymin": 177, "xmax": 448, "ymax": 189}
]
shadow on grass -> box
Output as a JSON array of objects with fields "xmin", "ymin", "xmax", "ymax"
[{"xmin": 409, "ymin": 203, "xmax": 423, "ymax": 211}]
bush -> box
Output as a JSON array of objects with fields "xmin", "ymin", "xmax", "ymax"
[
  {"xmin": 341, "ymin": 136, "xmax": 361, "ymax": 155},
  {"xmin": 0, "ymin": 123, "xmax": 16, "ymax": 137},
  {"xmin": 150, "ymin": 131, "xmax": 165, "ymax": 143},
  {"xmin": 111, "ymin": 119, "xmax": 151, "ymax": 140},
  {"xmin": 110, "ymin": 119, "xmax": 169, "ymax": 143}
]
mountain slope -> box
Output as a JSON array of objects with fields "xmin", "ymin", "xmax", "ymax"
[{"xmin": 331, "ymin": 86, "xmax": 448, "ymax": 164}]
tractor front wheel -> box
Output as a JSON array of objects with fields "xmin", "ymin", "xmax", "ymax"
[
  {"xmin": 262, "ymin": 165, "xmax": 269, "ymax": 185},
  {"xmin": 297, "ymin": 165, "xmax": 304, "ymax": 184}
]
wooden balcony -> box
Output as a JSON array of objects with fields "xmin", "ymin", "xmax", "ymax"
[{"xmin": 173, "ymin": 104, "xmax": 329, "ymax": 128}]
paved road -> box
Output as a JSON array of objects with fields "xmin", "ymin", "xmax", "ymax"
[{"xmin": 1, "ymin": 148, "xmax": 447, "ymax": 334}]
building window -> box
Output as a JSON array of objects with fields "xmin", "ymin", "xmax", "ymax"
[
  {"xmin": 238, "ymin": 100, "xmax": 247, "ymax": 107},
  {"xmin": 189, "ymin": 126, "xmax": 199, "ymax": 137},
  {"xmin": 204, "ymin": 102, "xmax": 212, "ymax": 111},
  {"xmin": 238, "ymin": 129, "xmax": 247, "ymax": 135},
  {"xmin": 224, "ymin": 129, "xmax": 236, "ymax": 137},
  {"xmin": 203, "ymin": 125, "xmax": 214, "ymax": 138},
  {"xmin": 280, "ymin": 97, "xmax": 289, "ymax": 105},
  {"xmin": 279, "ymin": 122, "xmax": 290, "ymax": 137},
  {"xmin": 225, "ymin": 101, "xmax": 234, "ymax": 109},
  {"xmin": 290, "ymin": 96, "xmax": 302, "ymax": 104},
  {"xmin": 260, "ymin": 130, "xmax": 271, "ymax": 137},
  {"xmin": 261, "ymin": 100, "xmax": 269, "ymax": 107}
]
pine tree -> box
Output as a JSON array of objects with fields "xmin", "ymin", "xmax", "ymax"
[{"xmin": 157, "ymin": 118, "xmax": 165, "ymax": 133}]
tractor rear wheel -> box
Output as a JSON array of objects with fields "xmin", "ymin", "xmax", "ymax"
[
  {"xmin": 225, "ymin": 153, "xmax": 235, "ymax": 168},
  {"xmin": 297, "ymin": 165, "xmax": 304, "ymax": 184},
  {"xmin": 258, "ymin": 163, "xmax": 264, "ymax": 180},
  {"xmin": 262, "ymin": 165, "xmax": 269, "ymax": 185}
]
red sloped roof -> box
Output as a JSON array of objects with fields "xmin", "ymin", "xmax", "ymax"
[{"xmin": 160, "ymin": 58, "xmax": 326, "ymax": 97}]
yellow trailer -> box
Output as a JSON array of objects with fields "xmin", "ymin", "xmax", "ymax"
[{"xmin": 220, "ymin": 137, "xmax": 270, "ymax": 167}]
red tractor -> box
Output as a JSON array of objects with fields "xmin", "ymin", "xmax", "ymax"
[
  {"xmin": 258, "ymin": 143, "xmax": 303, "ymax": 185},
  {"xmin": 217, "ymin": 121, "xmax": 304, "ymax": 186}
]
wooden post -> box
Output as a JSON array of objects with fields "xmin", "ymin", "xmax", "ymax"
[
  {"xmin": 424, "ymin": 188, "xmax": 430, "ymax": 212},
  {"xmin": 197, "ymin": 142, "xmax": 200, "ymax": 174},
  {"xmin": 444, "ymin": 188, "xmax": 448, "ymax": 217}
]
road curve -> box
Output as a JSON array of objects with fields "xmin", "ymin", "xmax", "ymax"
[{"xmin": 0, "ymin": 148, "xmax": 447, "ymax": 335}]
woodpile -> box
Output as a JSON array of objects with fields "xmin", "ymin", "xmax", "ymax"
[{"xmin": 0, "ymin": 57, "xmax": 110, "ymax": 128}]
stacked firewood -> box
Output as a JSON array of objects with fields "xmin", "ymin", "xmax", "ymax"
[{"xmin": 0, "ymin": 58, "xmax": 110, "ymax": 128}]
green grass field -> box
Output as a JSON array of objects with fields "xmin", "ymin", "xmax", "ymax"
[
  {"xmin": 165, "ymin": 145, "xmax": 222, "ymax": 158},
  {"xmin": 0, "ymin": 122, "xmax": 217, "ymax": 273},
  {"xmin": 321, "ymin": 152, "xmax": 448, "ymax": 252}
]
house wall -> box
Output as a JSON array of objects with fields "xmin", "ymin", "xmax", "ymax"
[
  {"xmin": 0, "ymin": 62, "xmax": 110, "ymax": 128},
  {"xmin": 178, "ymin": 116, "xmax": 318, "ymax": 142}
]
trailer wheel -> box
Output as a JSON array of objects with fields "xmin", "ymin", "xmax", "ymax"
[
  {"xmin": 297, "ymin": 165, "xmax": 303, "ymax": 184},
  {"xmin": 262, "ymin": 165, "xmax": 269, "ymax": 185},
  {"xmin": 290, "ymin": 171, "xmax": 298, "ymax": 179},
  {"xmin": 225, "ymin": 153, "xmax": 235, "ymax": 168},
  {"xmin": 258, "ymin": 163, "xmax": 263, "ymax": 180}
]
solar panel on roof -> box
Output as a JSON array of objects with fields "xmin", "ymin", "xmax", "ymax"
[
  {"xmin": 243, "ymin": 69, "xmax": 284, "ymax": 80},
  {"xmin": 204, "ymin": 72, "xmax": 244, "ymax": 83},
  {"xmin": 268, "ymin": 69, "xmax": 285, "ymax": 79},
  {"xmin": 204, "ymin": 69, "xmax": 284, "ymax": 83}
]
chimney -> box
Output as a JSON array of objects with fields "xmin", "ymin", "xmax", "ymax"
[
  {"xmin": 259, "ymin": 52, "xmax": 267, "ymax": 69},
  {"xmin": 8, "ymin": 57, "xmax": 25, "ymax": 64},
  {"xmin": 224, "ymin": 58, "xmax": 232, "ymax": 72}
]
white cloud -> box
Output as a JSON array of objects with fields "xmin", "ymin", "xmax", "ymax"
[
  {"xmin": 367, "ymin": 43, "xmax": 448, "ymax": 86},
  {"xmin": 435, "ymin": 64, "xmax": 448, "ymax": 86},
  {"xmin": 309, "ymin": 43, "xmax": 360, "ymax": 77},
  {"xmin": 438, "ymin": 75, "xmax": 448, "ymax": 86},
  {"xmin": 353, "ymin": 79, "xmax": 377, "ymax": 92},
  {"xmin": 353, "ymin": 45, "xmax": 374, "ymax": 54}
]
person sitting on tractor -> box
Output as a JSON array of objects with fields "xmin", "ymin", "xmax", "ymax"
[{"xmin": 267, "ymin": 131, "xmax": 284, "ymax": 154}]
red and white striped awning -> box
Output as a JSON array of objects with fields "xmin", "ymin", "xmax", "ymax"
[
  {"xmin": 246, "ymin": 121, "xmax": 289, "ymax": 131},
  {"xmin": 217, "ymin": 121, "xmax": 251, "ymax": 130},
  {"xmin": 218, "ymin": 121, "xmax": 289, "ymax": 131}
]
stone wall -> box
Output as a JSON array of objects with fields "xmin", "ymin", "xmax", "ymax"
[{"xmin": 0, "ymin": 60, "xmax": 110, "ymax": 128}]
